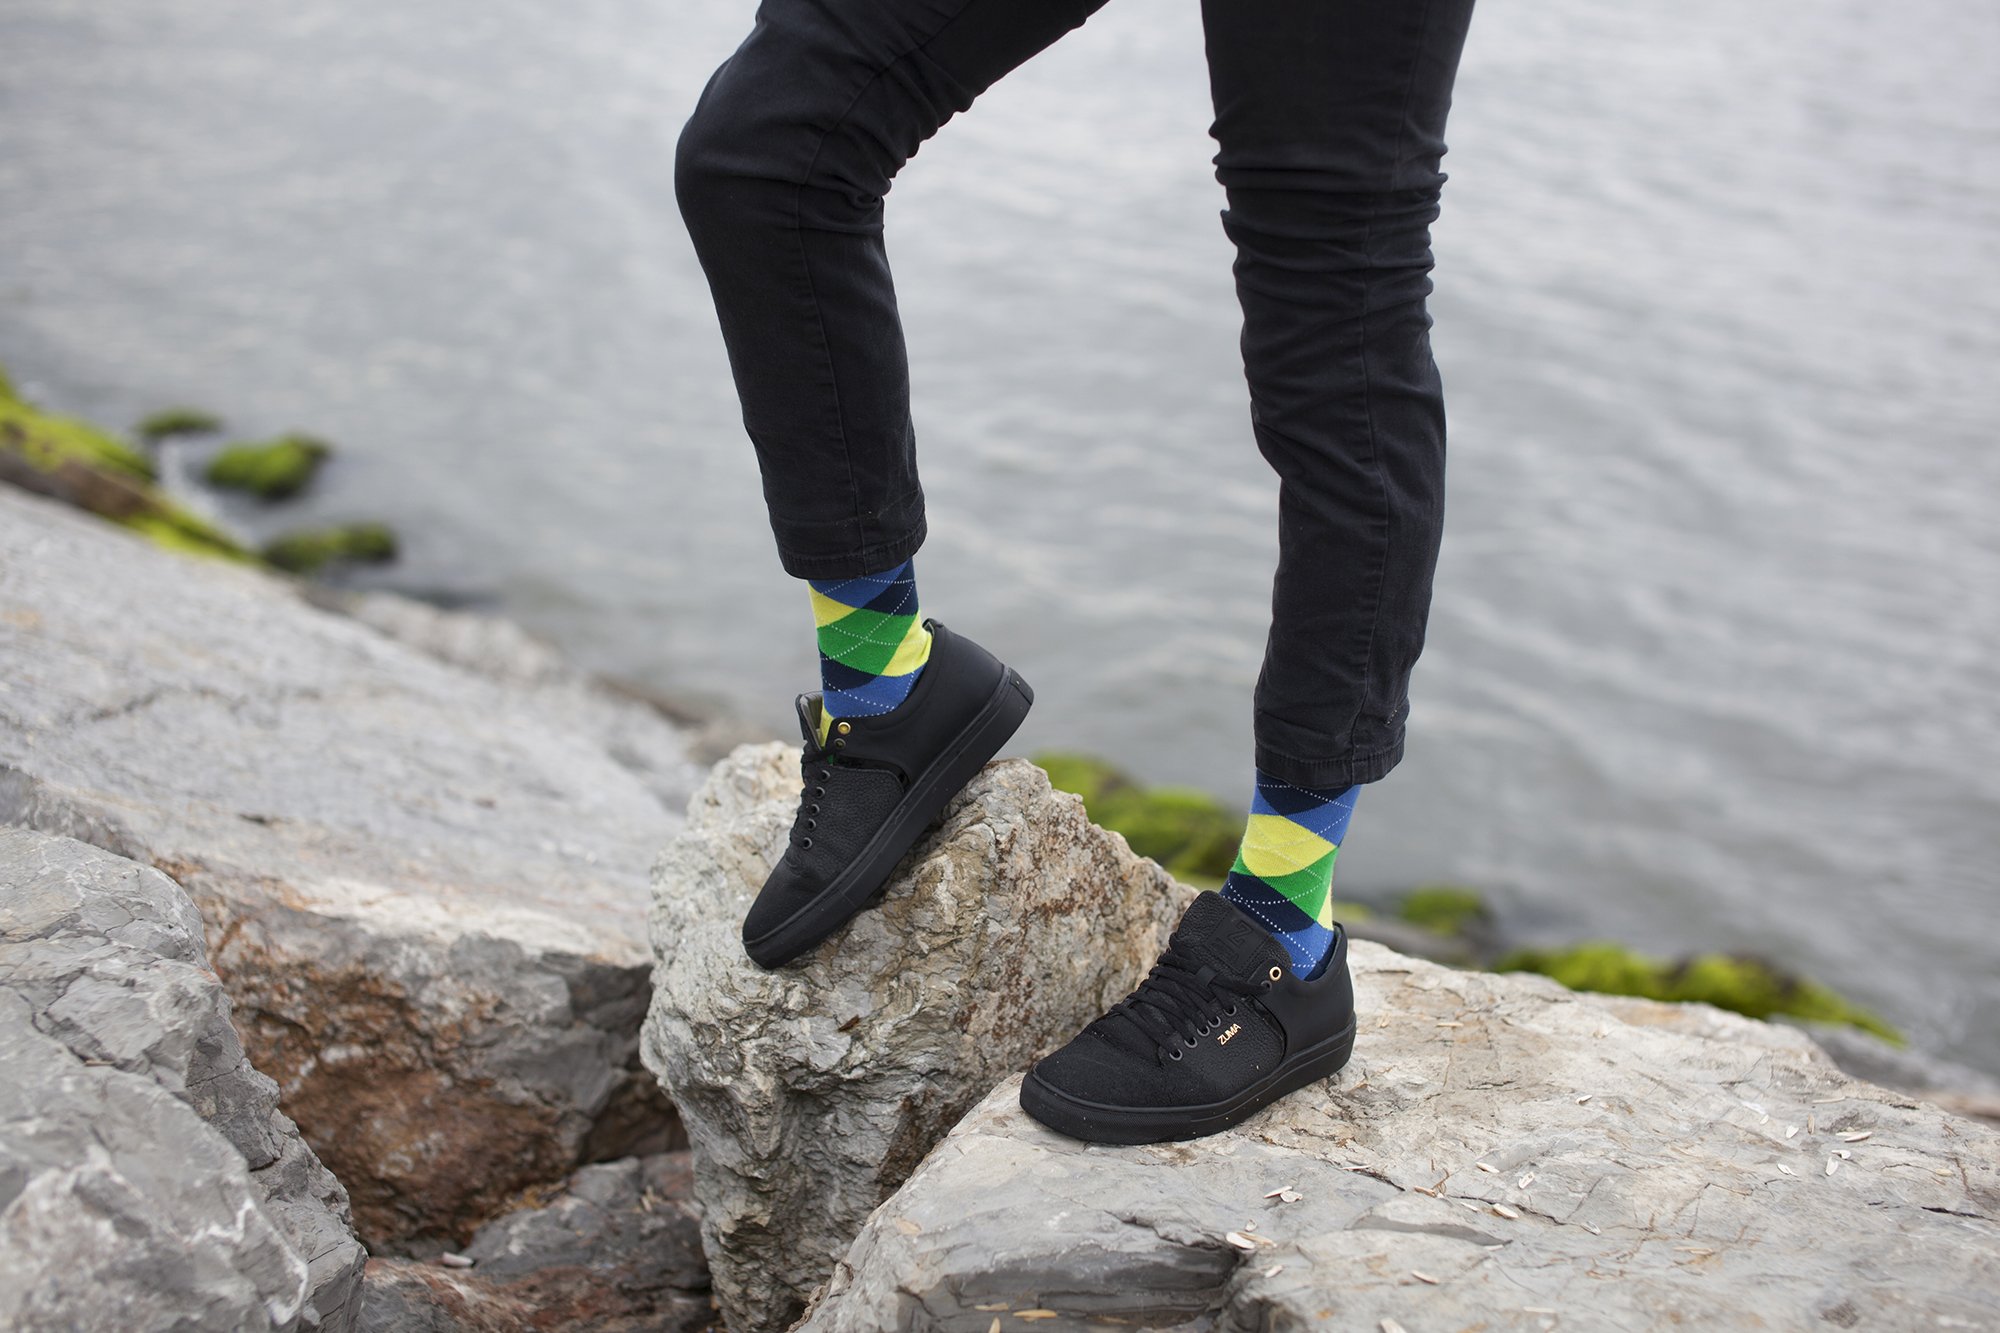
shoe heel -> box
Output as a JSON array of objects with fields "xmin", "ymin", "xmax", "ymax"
[{"xmin": 1294, "ymin": 1019, "xmax": 1358, "ymax": 1084}]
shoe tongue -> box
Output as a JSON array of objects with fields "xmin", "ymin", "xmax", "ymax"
[
  {"xmin": 1174, "ymin": 892, "xmax": 1290, "ymax": 982},
  {"xmin": 795, "ymin": 693, "xmax": 826, "ymax": 751}
]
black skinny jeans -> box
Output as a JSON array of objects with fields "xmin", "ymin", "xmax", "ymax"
[{"xmin": 675, "ymin": 0, "xmax": 1478, "ymax": 790}]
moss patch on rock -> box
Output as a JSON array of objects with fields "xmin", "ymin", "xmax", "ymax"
[
  {"xmin": 137, "ymin": 406, "xmax": 223, "ymax": 441},
  {"xmin": 1031, "ymin": 750, "xmax": 1244, "ymax": 886},
  {"xmin": 1398, "ymin": 884, "xmax": 1491, "ymax": 938},
  {"xmin": 0, "ymin": 362, "xmax": 248, "ymax": 562},
  {"xmin": 205, "ymin": 433, "xmax": 331, "ymax": 499},
  {"xmin": 262, "ymin": 522, "xmax": 399, "ymax": 575},
  {"xmin": 1, "ymin": 388, "xmax": 158, "ymax": 483},
  {"xmin": 1498, "ymin": 940, "xmax": 1901, "ymax": 1043}
]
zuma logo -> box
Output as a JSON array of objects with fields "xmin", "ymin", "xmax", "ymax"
[{"xmin": 1216, "ymin": 1023, "xmax": 1242, "ymax": 1045}]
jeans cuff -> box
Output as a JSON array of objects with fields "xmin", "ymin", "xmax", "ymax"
[
  {"xmin": 773, "ymin": 514, "xmax": 928, "ymax": 581},
  {"xmin": 1253, "ymin": 730, "xmax": 1404, "ymax": 790}
]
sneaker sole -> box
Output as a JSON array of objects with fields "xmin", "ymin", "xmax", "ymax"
[
  {"xmin": 1017, "ymin": 1017, "xmax": 1357, "ymax": 1145},
  {"xmin": 743, "ymin": 665, "xmax": 1035, "ymax": 969}
]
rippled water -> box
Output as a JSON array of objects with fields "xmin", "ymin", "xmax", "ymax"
[{"xmin": 3, "ymin": 0, "xmax": 1996, "ymax": 1073}]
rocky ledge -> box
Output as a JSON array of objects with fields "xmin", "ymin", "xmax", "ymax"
[
  {"xmin": 800, "ymin": 961, "xmax": 2000, "ymax": 1330},
  {"xmin": 644, "ymin": 745, "xmax": 2000, "ymax": 1332},
  {"xmin": 1, "ymin": 486, "xmax": 703, "ymax": 1247}
]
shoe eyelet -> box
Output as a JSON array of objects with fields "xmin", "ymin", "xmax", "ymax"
[
  {"xmin": 805, "ymin": 819, "xmax": 815, "ymax": 828},
  {"xmin": 833, "ymin": 738, "xmax": 845, "ymax": 748},
  {"xmin": 1184, "ymin": 1035, "xmax": 1199, "ymax": 1049},
  {"xmin": 1268, "ymin": 966, "xmax": 1284, "ymax": 982},
  {"xmin": 808, "ymin": 804, "xmax": 820, "ymax": 813},
  {"xmin": 818, "ymin": 769, "xmax": 830, "ymax": 779},
  {"xmin": 800, "ymin": 836, "xmax": 813, "ymax": 848},
  {"xmin": 1224, "ymin": 1005, "xmax": 1238, "ymax": 1017},
  {"xmin": 813, "ymin": 787, "xmax": 825, "ymax": 797},
  {"xmin": 1168, "ymin": 1049, "xmax": 1184, "ymax": 1062}
]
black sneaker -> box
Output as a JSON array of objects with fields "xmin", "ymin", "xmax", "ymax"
[
  {"xmin": 741, "ymin": 617, "xmax": 1034, "ymax": 970},
  {"xmin": 1019, "ymin": 892, "xmax": 1356, "ymax": 1143}
]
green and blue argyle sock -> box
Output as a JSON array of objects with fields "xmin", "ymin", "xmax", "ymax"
[
  {"xmin": 805, "ymin": 556, "xmax": 934, "ymax": 747},
  {"xmin": 1216, "ymin": 767, "xmax": 1360, "ymax": 977}
]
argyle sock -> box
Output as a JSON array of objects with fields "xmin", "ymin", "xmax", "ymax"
[
  {"xmin": 805, "ymin": 556, "xmax": 934, "ymax": 747},
  {"xmin": 1216, "ymin": 767, "xmax": 1360, "ymax": 977}
]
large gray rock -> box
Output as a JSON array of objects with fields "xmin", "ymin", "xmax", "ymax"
[
  {"xmin": 800, "ymin": 943, "xmax": 2000, "ymax": 1331},
  {"xmin": 357, "ymin": 1152, "xmax": 713, "ymax": 1332},
  {"xmin": 1791, "ymin": 1020, "xmax": 2000, "ymax": 1125},
  {"xmin": 641, "ymin": 744, "xmax": 1189, "ymax": 1333},
  {"xmin": 0, "ymin": 486, "xmax": 699, "ymax": 1245},
  {"xmin": 0, "ymin": 826, "xmax": 365, "ymax": 1331}
]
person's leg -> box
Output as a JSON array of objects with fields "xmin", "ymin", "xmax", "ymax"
[
  {"xmin": 673, "ymin": 0, "xmax": 1114, "ymax": 582},
  {"xmin": 1021, "ymin": 0, "xmax": 1480, "ymax": 1140},
  {"xmin": 676, "ymin": 0, "xmax": 1099, "ymax": 967},
  {"xmin": 1201, "ymin": 0, "xmax": 1479, "ymax": 978},
  {"xmin": 1203, "ymin": 0, "xmax": 1478, "ymax": 793}
]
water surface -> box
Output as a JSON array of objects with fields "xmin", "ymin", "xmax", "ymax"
[{"xmin": 3, "ymin": 0, "xmax": 1995, "ymax": 1071}]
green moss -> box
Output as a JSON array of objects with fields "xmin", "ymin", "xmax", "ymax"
[
  {"xmin": 1499, "ymin": 940, "xmax": 1665, "ymax": 1000},
  {"xmin": 0, "ymin": 392, "xmax": 157, "ymax": 481},
  {"xmin": 1099, "ymin": 786, "xmax": 1243, "ymax": 881},
  {"xmin": 1398, "ymin": 884, "xmax": 1490, "ymax": 938},
  {"xmin": 1032, "ymin": 750, "xmax": 1247, "ymax": 881},
  {"xmin": 1498, "ymin": 940, "xmax": 1901, "ymax": 1043},
  {"xmin": 137, "ymin": 406, "xmax": 223, "ymax": 440},
  {"xmin": 0, "ymin": 363, "xmax": 17, "ymax": 402},
  {"xmin": 261, "ymin": 522, "xmax": 398, "ymax": 574},
  {"xmin": 205, "ymin": 434, "xmax": 331, "ymax": 499},
  {"xmin": 1032, "ymin": 751, "xmax": 1124, "ymax": 808},
  {"xmin": 122, "ymin": 512, "xmax": 254, "ymax": 562},
  {"xmin": 0, "ymin": 369, "xmax": 251, "ymax": 562}
]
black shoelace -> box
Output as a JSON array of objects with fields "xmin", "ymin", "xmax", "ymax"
[
  {"xmin": 789, "ymin": 749, "xmax": 832, "ymax": 852},
  {"xmin": 1104, "ymin": 942, "xmax": 1267, "ymax": 1063}
]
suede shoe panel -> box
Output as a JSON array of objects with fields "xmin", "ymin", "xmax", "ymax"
[
  {"xmin": 741, "ymin": 615, "xmax": 1033, "ymax": 967},
  {"xmin": 1021, "ymin": 891, "xmax": 1356, "ymax": 1142},
  {"xmin": 743, "ymin": 745, "xmax": 908, "ymax": 943},
  {"xmin": 1035, "ymin": 1016, "xmax": 1284, "ymax": 1108}
]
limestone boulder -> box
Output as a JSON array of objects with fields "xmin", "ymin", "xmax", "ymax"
[
  {"xmin": 641, "ymin": 743, "xmax": 1193, "ymax": 1332},
  {"xmin": 0, "ymin": 487, "xmax": 699, "ymax": 1246},
  {"xmin": 0, "ymin": 826, "xmax": 365, "ymax": 1331},
  {"xmin": 799, "ymin": 943, "xmax": 2000, "ymax": 1331}
]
